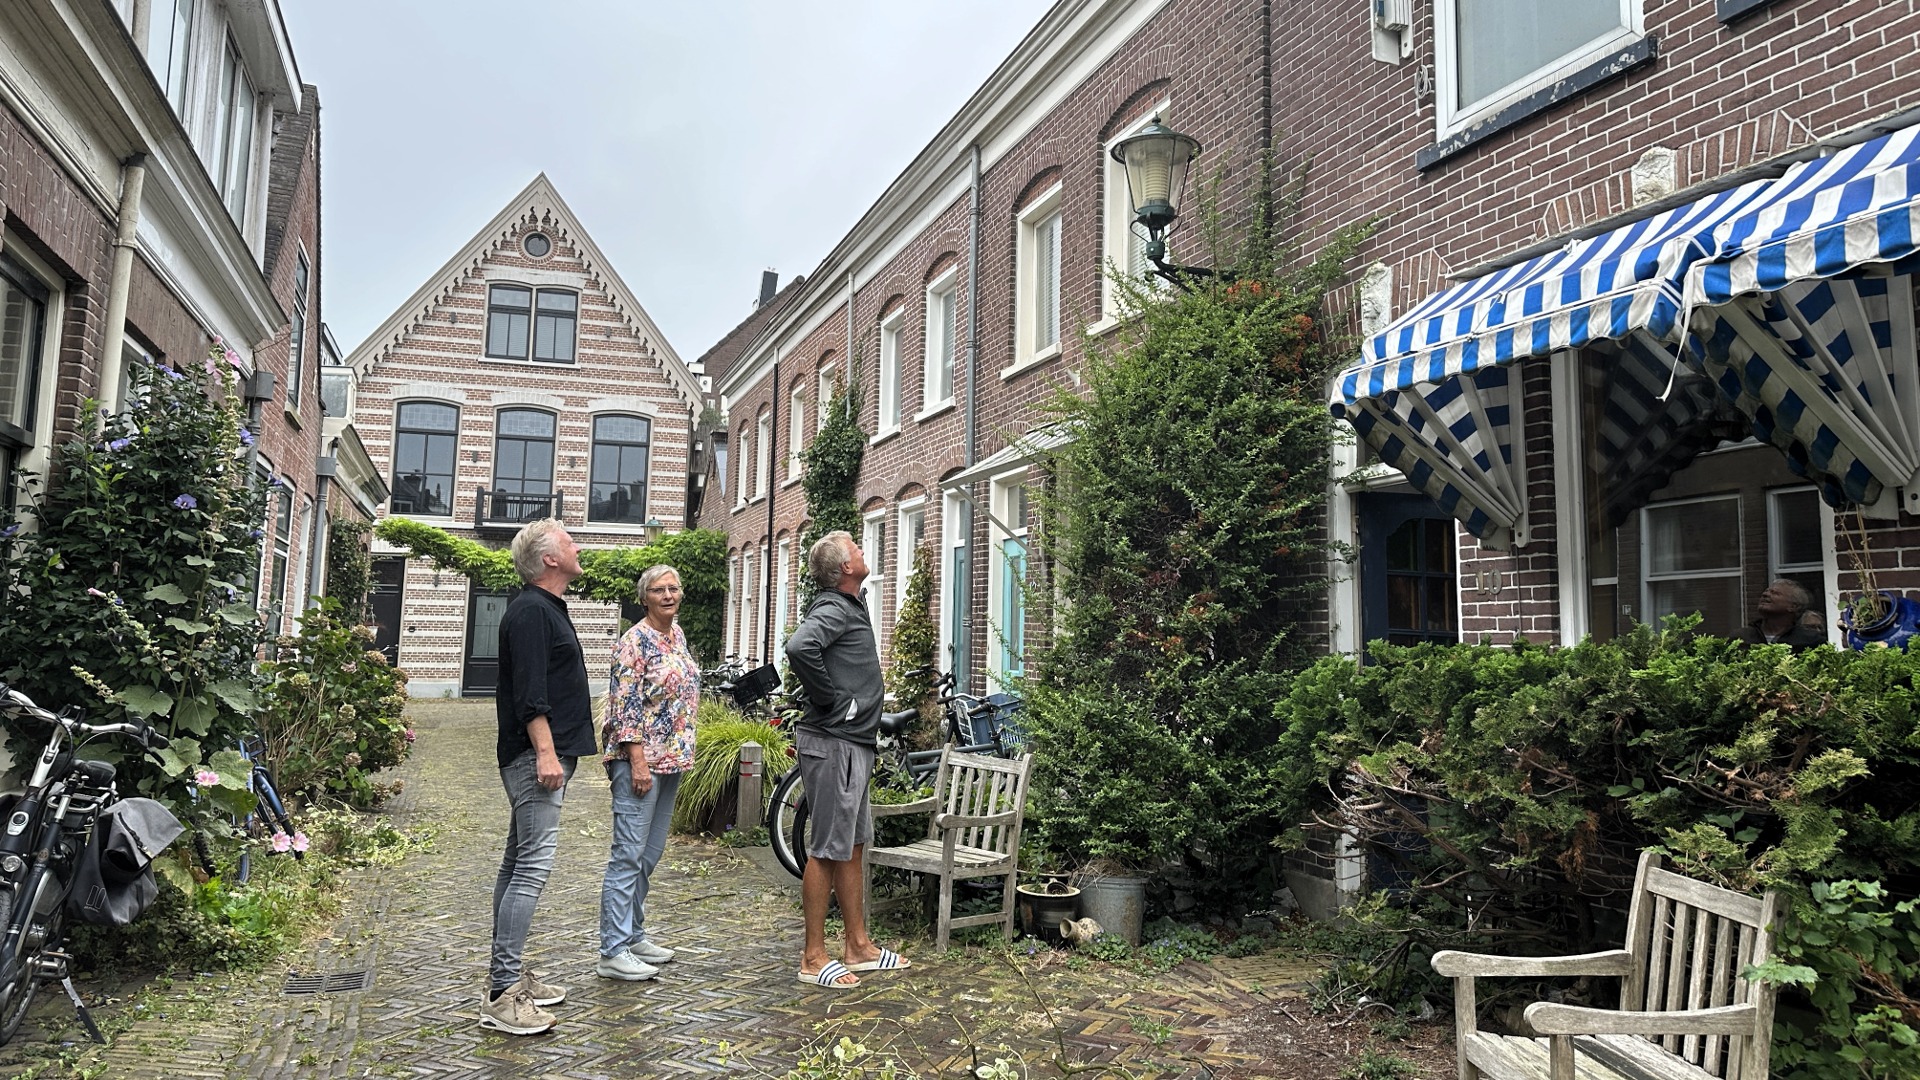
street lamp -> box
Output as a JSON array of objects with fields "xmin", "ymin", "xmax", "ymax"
[
  {"xmin": 1109, "ymin": 115, "xmax": 1206, "ymax": 285},
  {"xmin": 642, "ymin": 517, "xmax": 665, "ymax": 543}
]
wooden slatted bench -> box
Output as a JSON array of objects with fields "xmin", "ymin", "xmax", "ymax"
[
  {"xmin": 864, "ymin": 748, "xmax": 1033, "ymax": 950},
  {"xmin": 1430, "ymin": 851, "xmax": 1780, "ymax": 1080}
]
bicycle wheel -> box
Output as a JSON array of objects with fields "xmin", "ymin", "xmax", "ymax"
[
  {"xmin": 0, "ymin": 881, "xmax": 48, "ymax": 1044},
  {"xmin": 767, "ymin": 768, "xmax": 808, "ymax": 878}
]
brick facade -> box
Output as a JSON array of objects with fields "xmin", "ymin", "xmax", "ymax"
[{"xmin": 346, "ymin": 177, "xmax": 702, "ymax": 696}]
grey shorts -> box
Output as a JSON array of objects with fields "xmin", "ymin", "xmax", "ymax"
[{"xmin": 795, "ymin": 729, "xmax": 874, "ymax": 862}]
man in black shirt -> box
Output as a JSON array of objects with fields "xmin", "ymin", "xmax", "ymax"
[{"xmin": 480, "ymin": 519, "xmax": 596, "ymax": 1035}]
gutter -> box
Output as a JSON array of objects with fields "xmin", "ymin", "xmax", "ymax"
[{"xmin": 96, "ymin": 153, "xmax": 148, "ymax": 420}]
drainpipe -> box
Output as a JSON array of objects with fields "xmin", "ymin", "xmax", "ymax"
[
  {"xmin": 97, "ymin": 154, "xmax": 148, "ymax": 422},
  {"xmin": 305, "ymin": 453, "xmax": 336, "ymax": 609},
  {"xmin": 763, "ymin": 360, "xmax": 778, "ymax": 660}
]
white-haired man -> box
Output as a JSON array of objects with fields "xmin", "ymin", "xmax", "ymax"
[
  {"xmin": 481, "ymin": 518, "xmax": 595, "ymax": 1035},
  {"xmin": 783, "ymin": 530, "xmax": 912, "ymax": 989}
]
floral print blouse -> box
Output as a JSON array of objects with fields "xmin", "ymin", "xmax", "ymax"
[{"xmin": 601, "ymin": 620, "xmax": 699, "ymax": 775}]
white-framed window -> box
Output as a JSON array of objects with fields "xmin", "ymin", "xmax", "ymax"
[
  {"xmin": 743, "ymin": 548, "xmax": 760, "ymax": 663},
  {"xmin": 817, "ymin": 364, "xmax": 836, "ymax": 432},
  {"xmin": 288, "ymin": 249, "xmax": 310, "ymax": 411},
  {"xmin": 486, "ymin": 284, "xmax": 577, "ymax": 363},
  {"xmin": 922, "ymin": 268, "xmax": 958, "ymax": 414},
  {"xmin": 1013, "ymin": 184, "xmax": 1064, "ymax": 370},
  {"xmin": 736, "ymin": 426, "xmax": 751, "ymax": 508},
  {"xmin": 0, "ymin": 249, "xmax": 58, "ymax": 516},
  {"xmin": 896, "ymin": 499, "xmax": 927, "ymax": 615},
  {"xmin": 588, "ymin": 414, "xmax": 651, "ymax": 524},
  {"xmin": 1768, "ymin": 486, "xmax": 1831, "ymax": 635},
  {"xmin": 862, "ymin": 509, "xmax": 888, "ymax": 659},
  {"xmin": 268, "ymin": 477, "xmax": 296, "ymax": 619},
  {"xmin": 211, "ymin": 34, "xmax": 257, "ymax": 223},
  {"xmin": 390, "ymin": 401, "xmax": 458, "ymax": 517},
  {"xmin": 787, "ymin": 383, "xmax": 805, "ymax": 480},
  {"xmin": 1436, "ymin": 0, "xmax": 1642, "ymax": 139},
  {"xmin": 1103, "ymin": 105, "xmax": 1169, "ymax": 317},
  {"xmin": 877, "ymin": 308, "xmax": 904, "ymax": 434},
  {"xmin": 290, "ymin": 494, "xmax": 313, "ymax": 617},
  {"xmin": 755, "ymin": 410, "xmax": 772, "ymax": 499},
  {"xmin": 988, "ymin": 472, "xmax": 1030, "ymax": 685},
  {"xmin": 728, "ymin": 553, "xmax": 742, "ymax": 655},
  {"xmin": 148, "ymin": 0, "xmax": 196, "ymax": 118},
  {"xmin": 1641, "ymin": 494, "xmax": 1742, "ymax": 632},
  {"xmin": 940, "ymin": 490, "xmax": 968, "ymax": 678},
  {"xmin": 774, "ymin": 538, "xmax": 793, "ymax": 662}
]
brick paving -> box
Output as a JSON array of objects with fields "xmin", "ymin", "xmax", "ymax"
[{"xmin": 7, "ymin": 699, "xmax": 1331, "ymax": 1078}]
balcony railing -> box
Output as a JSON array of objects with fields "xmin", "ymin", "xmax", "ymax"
[{"xmin": 475, "ymin": 488, "xmax": 564, "ymax": 533}]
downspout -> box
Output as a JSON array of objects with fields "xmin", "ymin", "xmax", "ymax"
[
  {"xmin": 763, "ymin": 360, "xmax": 778, "ymax": 660},
  {"xmin": 306, "ymin": 452, "xmax": 336, "ymax": 609},
  {"xmin": 97, "ymin": 154, "xmax": 148, "ymax": 422}
]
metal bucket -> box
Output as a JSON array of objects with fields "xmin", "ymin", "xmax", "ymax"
[{"xmin": 1077, "ymin": 874, "xmax": 1147, "ymax": 945}]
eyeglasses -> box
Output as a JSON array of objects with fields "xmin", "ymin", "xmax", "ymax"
[{"xmin": 645, "ymin": 585, "xmax": 682, "ymax": 596}]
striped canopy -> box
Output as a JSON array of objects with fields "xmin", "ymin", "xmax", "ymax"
[
  {"xmin": 1333, "ymin": 179, "xmax": 1774, "ymax": 548},
  {"xmin": 1684, "ymin": 124, "xmax": 1920, "ymax": 515}
]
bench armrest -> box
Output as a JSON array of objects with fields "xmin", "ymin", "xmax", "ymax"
[
  {"xmin": 1526, "ymin": 1001, "xmax": 1758, "ymax": 1037},
  {"xmin": 1430, "ymin": 948, "xmax": 1634, "ymax": 979},
  {"xmin": 872, "ymin": 797, "xmax": 936, "ymax": 818},
  {"xmin": 933, "ymin": 810, "xmax": 1017, "ymax": 830}
]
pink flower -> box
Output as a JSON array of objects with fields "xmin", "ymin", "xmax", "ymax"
[
  {"xmin": 290, "ymin": 832, "xmax": 309, "ymax": 853},
  {"xmin": 404, "ymin": 729, "xmax": 416, "ymax": 743},
  {"xmin": 86, "ymin": 587, "xmax": 106, "ymax": 598},
  {"xmin": 270, "ymin": 832, "xmax": 292, "ymax": 853},
  {"xmin": 194, "ymin": 769, "xmax": 219, "ymax": 787}
]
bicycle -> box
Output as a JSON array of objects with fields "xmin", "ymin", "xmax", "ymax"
[
  {"xmin": 0, "ymin": 682, "xmax": 176, "ymax": 1045},
  {"xmin": 767, "ymin": 669, "xmax": 1018, "ymax": 879},
  {"xmin": 189, "ymin": 734, "xmax": 302, "ymax": 885}
]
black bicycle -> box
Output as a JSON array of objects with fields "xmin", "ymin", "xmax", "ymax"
[
  {"xmin": 0, "ymin": 682, "xmax": 175, "ymax": 1045},
  {"xmin": 189, "ymin": 735, "xmax": 301, "ymax": 885},
  {"xmin": 767, "ymin": 669, "xmax": 1018, "ymax": 878}
]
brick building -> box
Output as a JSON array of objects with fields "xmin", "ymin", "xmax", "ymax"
[
  {"xmin": 0, "ymin": 0, "xmax": 332, "ymax": 631},
  {"xmin": 344, "ymin": 176, "xmax": 703, "ymax": 697},
  {"xmin": 706, "ymin": 0, "xmax": 1920, "ymax": 687}
]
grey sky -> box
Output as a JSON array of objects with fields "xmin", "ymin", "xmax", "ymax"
[{"xmin": 281, "ymin": 1, "xmax": 1053, "ymax": 364}]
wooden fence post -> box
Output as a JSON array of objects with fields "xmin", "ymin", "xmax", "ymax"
[{"xmin": 737, "ymin": 741, "xmax": 764, "ymax": 829}]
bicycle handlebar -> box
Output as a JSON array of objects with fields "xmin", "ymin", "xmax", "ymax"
[{"xmin": 0, "ymin": 682, "xmax": 169, "ymax": 750}]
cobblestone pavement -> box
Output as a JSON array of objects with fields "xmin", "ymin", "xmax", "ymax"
[{"xmin": 8, "ymin": 699, "xmax": 1351, "ymax": 1079}]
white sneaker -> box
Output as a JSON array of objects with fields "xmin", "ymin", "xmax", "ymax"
[
  {"xmin": 478, "ymin": 983, "xmax": 555, "ymax": 1035},
  {"xmin": 594, "ymin": 949, "xmax": 660, "ymax": 981},
  {"xmin": 629, "ymin": 938, "xmax": 676, "ymax": 965}
]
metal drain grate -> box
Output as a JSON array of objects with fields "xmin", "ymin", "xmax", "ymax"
[{"xmin": 283, "ymin": 970, "xmax": 374, "ymax": 995}]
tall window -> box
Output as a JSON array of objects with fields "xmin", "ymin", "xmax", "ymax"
[
  {"xmin": 924, "ymin": 270, "xmax": 957, "ymax": 411},
  {"xmin": 878, "ymin": 309, "xmax": 903, "ymax": 433},
  {"xmin": 712, "ymin": 432, "xmax": 729, "ymax": 498},
  {"xmin": 0, "ymin": 258, "xmax": 50, "ymax": 513},
  {"xmin": 729, "ymin": 553, "xmax": 741, "ymax": 653},
  {"xmin": 212, "ymin": 37, "xmax": 255, "ymax": 222},
  {"xmin": 486, "ymin": 285, "xmax": 578, "ymax": 363},
  {"xmin": 743, "ymin": 549, "xmax": 760, "ymax": 662},
  {"xmin": 269, "ymin": 481, "xmax": 295, "ymax": 618},
  {"xmin": 941, "ymin": 491, "xmax": 969, "ymax": 679},
  {"xmin": 787, "ymin": 383, "xmax": 805, "ymax": 479},
  {"xmin": 390, "ymin": 402, "xmax": 458, "ymax": 516},
  {"xmin": 493, "ymin": 409, "xmax": 556, "ymax": 500},
  {"xmin": 486, "ymin": 285, "xmax": 531, "ymax": 359},
  {"xmin": 736, "ymin": 426, "xmax": 752, "ymax": 506},
  {"xmin": 862, "ymin": 511, "xmax": 888, "ymax": 658},
  {"xmin": 817, "ymin": 364, "xmax": 835, "ymax": 432},
  {"xmin": 897, "ymin": 501, "xmax": 926, "ymax": 615},
  {"xmin": 1641, "ymin": 495, "xmax": 1742, "ymax": 633},
  {"xmin": 533, "ymin": 291, "xmax": 577, "ymax": 363},
  {"xmin": 990, "ymin": 475, "xmax": 1029, "ymax": 683},
  {"xmin": 774, "ymin": 538, "xmax": 793, "ymax": 661},
  {"xmin": 755, "ymin": 411, "xmax": 772, "ymax": 499},
  {"xmin": 1769, "ymin": 487, "xmax": 1826, "ymax": 617},
  {"xmin": 1015, "ymin": 185, "xmax": 1064, "ymax": 367},
  {"xmin": 1439, "ymin": 0, "xmax": 1639, "ymax": 136},
  {"xmin": 288, "ymin": 251, "xmax": 310, "ymax": 411},
  {"xmin": 149, "ymin": 0, "xmax": 195, "ymax": 116},
  {"xmin": 588, "ymin": 414, "xmax": 650, "ymax": 524}
]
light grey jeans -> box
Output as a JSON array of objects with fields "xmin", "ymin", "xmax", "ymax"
[
  {"xmin": 490, "ymin": 748, "xmax": 576, "ymax": 996},
  {"xmin": 599, "ymin": 761, "xmax": 681, "ymax": 957}
]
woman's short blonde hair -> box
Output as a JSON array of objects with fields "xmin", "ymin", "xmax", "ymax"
[{"xmin": 636, "ymin": 564, "xmax": 681, "ymax": 612}]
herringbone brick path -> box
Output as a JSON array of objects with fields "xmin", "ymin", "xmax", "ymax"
[{"xmin": 7, "ymin": 700, "xmax": 1351, "ymax": 1078}]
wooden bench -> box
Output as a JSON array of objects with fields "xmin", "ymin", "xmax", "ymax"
[
  {"xmin": 1429, "ymin": 851, "xmax": 1780, "ymax": 1080},
  {"xmin": 864, "ymin": 748, "xmax": 1033, "ymax": 950}
]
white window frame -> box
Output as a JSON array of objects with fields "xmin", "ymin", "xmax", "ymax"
[
  {"xmin": 736, "ymin": 426, "xmax": 751, "ymax": 509},
  {"xmin": 817, "ymin": 365, "xmax": 835, "ymax": 432},
  {"xmin": 786, "ymin": 382, "xmax": 805, "ymax": 483},
  {"xmin": 1768, "ymin": 485, "xmax": 1838, "ymax": 644},
  {"xmin": 1639, "ymin": 493, "xmax": 1742, "ymax": 625},
  {"xmin": 1012, "ymin": 184, "xmax": 1064, "ymax": 373},
  {"xmin": 896, "ymin": 498, "xmax": 927, "ymax": 616},
  {"xmin": 774, "ymin": 538, "xmax": 793, "ymax": 662},
  {"xmin": 987, "ymin": 470, "xmax": 1030, "ymax": 686},
  {"xmin": 920, "ymin": 268, "xmax": 958, "ymax": 418},
  {"xmin": 939, "ymin": 490, "xmax": 967, "ymax": 677},
  {"xmin": 0, "ymin": 241, "xmax": 65, "ymax": 512},
  {"xmin": 743, "ymin": 548, "xmax": 760, "ymax": 663},
  {"xmin": 754, "ymin": 410, "xmax": 772, "ymax": 501},
  {"xmin": 1434, "ymin": 0, "xmax": 1643, "ymax": 141},
  {"xmin": 876, "ymin": 308, "xmax": 904, "ymax": 438},
  {"xmin": 728, "ymin": 553, "xmax": 742, "ymax": 655},
  {"xmin": 1100, "ymin": 104, "xmax": 1171, "ymax": 324},
  {"xmin": 862, "ymin": 509, "xmax": 888, "ymax": 659}
]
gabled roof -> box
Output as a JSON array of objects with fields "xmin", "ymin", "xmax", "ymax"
[
  {"xmin": 341, "ymin": 173, "xmax": 703, "ymax": 412},
  {"xmin": 692, "ymin": 276, "xmax": 806, "ymax": 392}
]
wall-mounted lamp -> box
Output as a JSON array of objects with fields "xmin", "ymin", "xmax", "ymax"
[
  {"xmin": 1110, "ymin": 115, "xmax": 1209, "ymax": 286},
  {"xmin": 567, "ymin": 455, "xmax": 578, "ymax": 469},
  {"xmin": 468, "ymin": 449, "xmax": 479, "ymax": 463},
  {"xmin": 449, "ymin": 312, "xmax": 458, "ymax": 325},
  {"xmin": 643, "ymin": 517, "xmax": 665, "ymax": 543}
]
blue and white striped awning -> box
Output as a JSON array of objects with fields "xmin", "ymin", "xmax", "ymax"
[
  {"xmin": 1333, "ymin": 179, "xmax": 1774, "ymax": 548},
  {"xmin": 1684, "ymin": 123, "xmax": 1920, "ymax": 515}
]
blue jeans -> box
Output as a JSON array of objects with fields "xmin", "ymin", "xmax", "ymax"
[
  {"xmin": 599, "ymin": 761, "xmax": 680, "ymax": 957},
  {"xmin": 490, "ymin": 749, "xmax": 576, "ymax": 995}
]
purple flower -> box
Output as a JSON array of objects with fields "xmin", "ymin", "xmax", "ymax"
[
  {"xmin": 0, "ymin": 524, "xmax": 18, "ymax": 539},
  {"xmin": 248, "ymin": 527, "xmax": 264, "ymax": 540},
  {"xmin": 404, "ymin": 728, "xmax": 416, "ymax": 743},
  {"xmin": 238, "ymin": 428, "xmax": 254, "ymax": 447},
  {"xmin": 162, "ymin": 367, "xmax": 184, "ymax": 381},
  {"xmin": 172, "ymin": 493, "xmax": 198, "ymax": 510},
  {"xmin": 107, "ymin": 438, "xmax": 131, "ymax": 452}
]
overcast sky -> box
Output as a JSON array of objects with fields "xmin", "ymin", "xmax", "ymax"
[{"xmin": 280, "ymin": 1, "xmax": 1053, "ymax": 364}]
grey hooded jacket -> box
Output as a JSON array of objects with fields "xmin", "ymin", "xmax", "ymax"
[{"xmin": 783, "ymin": 588, "xmax": 884, "ymax": 748}]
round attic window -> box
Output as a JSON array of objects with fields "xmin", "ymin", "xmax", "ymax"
[{"xmin": 522, "ymin": 232, "xmax": 552, "ymax": 258}]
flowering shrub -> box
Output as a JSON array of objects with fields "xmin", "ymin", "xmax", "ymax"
[
  {"xmin": 255, "ymin": 599, "xmax": 412, "ymax": 807},
  {"xmin": 0, "ymin": 347, "xmax": 265, "ymax": 821}
]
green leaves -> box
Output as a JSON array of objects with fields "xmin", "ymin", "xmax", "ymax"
[
  {"xmin": 119, "ymin": 684, "xmax": 174, "ymax": 719},
  {"xmin": 143, "ymin": 583, "xmax": 189, "ymax": 605}
]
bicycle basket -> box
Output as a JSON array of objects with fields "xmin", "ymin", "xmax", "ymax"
[{"xmin": 727, "ymin": 664, "xmax": 782, "ymax": 709}]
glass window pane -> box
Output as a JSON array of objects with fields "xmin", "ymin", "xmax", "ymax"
[
  {"xmin": 1424, "ymin": 577, "xmax": 1457, "ymax": 632},
  {"xmin": 0, "ymin": 272, "xmax": 46, "ymax": 432},
  {"xmin": 490, "ymin": 285, "xmax": 531, "ymax": 310},
  {"xmin": 1385, "ymin": 520, "xmax": 1417, "ymax": 571},
  {"xmin": 1772, "ymin": 489, "xmax": 1823, "ymax": 568},
  {"xmin": 1648, "ymin": 576, "xmax": 1744, "ymax": 633},
  {"xmin": 1386, "ymin": 576, "xmax": 1418, "ymax": 630},
  {"xmin": 1423, "ymin": 520, "xmax": 1452, "ymax": 573},
  {"xmin": 498, "ymin": 410, "xmax": 554, "ymax": 438},
  {"xmin": 595, "ymin": 414, "xmax": 648, "ymax": 444},
  {"xmin": 536, "ymin": 291, "xmax": 576, "ymax": 313},
  {"xmin": 1455, "ymin": 0, "xmax": 1622, "ymax": 108},
  {"xmin": 1645, "ymin": 499, "xmax": 1739, "ymax": 574},
  {"xmin": 397, "ymin": 402, "xmax": 457, "ymax": 431}
]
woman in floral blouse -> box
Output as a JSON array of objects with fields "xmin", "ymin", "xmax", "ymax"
[{"xmin": 595, "ymin": 564, "xmax": 699, "ymax": 982}]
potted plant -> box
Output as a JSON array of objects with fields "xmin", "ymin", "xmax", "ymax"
[
  {"xmin": 1838, "ymin": 512, "xmax": 1920, "ymax": 650},
  {"xmin": 1015, "ymin": 845, "xmax": 1081, "ymax": 942}
]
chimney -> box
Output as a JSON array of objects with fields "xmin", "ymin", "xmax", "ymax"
[{"xmin": 757, "ymin": 269, "xmax": 779, "ymax": 309}]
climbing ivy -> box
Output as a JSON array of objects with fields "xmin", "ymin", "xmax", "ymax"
[
  {"xmin": 797, "ymin": 363, "xmax": 867, "ymax": 608},
  {"xmin": 325, "ymin": 517, "xmax": 374, "ymax": 624}
]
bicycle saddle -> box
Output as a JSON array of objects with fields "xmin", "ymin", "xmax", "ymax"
[{"xmin": 878, "ymin": 708, "xmax": 919, "ymax": 737}]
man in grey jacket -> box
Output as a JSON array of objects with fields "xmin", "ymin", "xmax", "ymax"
[{"xmin": 783, "ymin": 530, "xmax": 911, "ymax": 988}]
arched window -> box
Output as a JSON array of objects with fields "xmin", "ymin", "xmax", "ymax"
[
  {"xmin": 589, "ymin": 414, "xmax": 651, "ymax": 524},
  {"xmin": 391, "ymin": 401, "xmax": 458, "ymax": 516}
]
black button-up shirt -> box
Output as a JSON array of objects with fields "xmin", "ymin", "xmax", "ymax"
[{"xmin": 495, "ymin": 586, "xmax": 597, "ymax": 768}]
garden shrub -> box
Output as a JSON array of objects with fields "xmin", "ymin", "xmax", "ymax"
[
  {"xmin": 325, "ymin": 516, "xmax": 375, "ymax": 623},
  {"xmin": 1280, "ymin": 623, "xmax": 1920, "ymax": 1079},
  {"xmin": 671, "ymin": 699, "xmax": 791, "ymax": 833},
  {"xmin": 885, "ymin": 542, "xmax": 940, "ymax": 749},
  {"xmin": 255, "ymin": 599, "xmax": 413, "ymax": 806}
]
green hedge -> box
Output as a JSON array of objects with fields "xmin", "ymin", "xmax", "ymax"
[{"xmin": 1281, "ymin": 623, "xmax": 1920, "ymax": 1079}]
